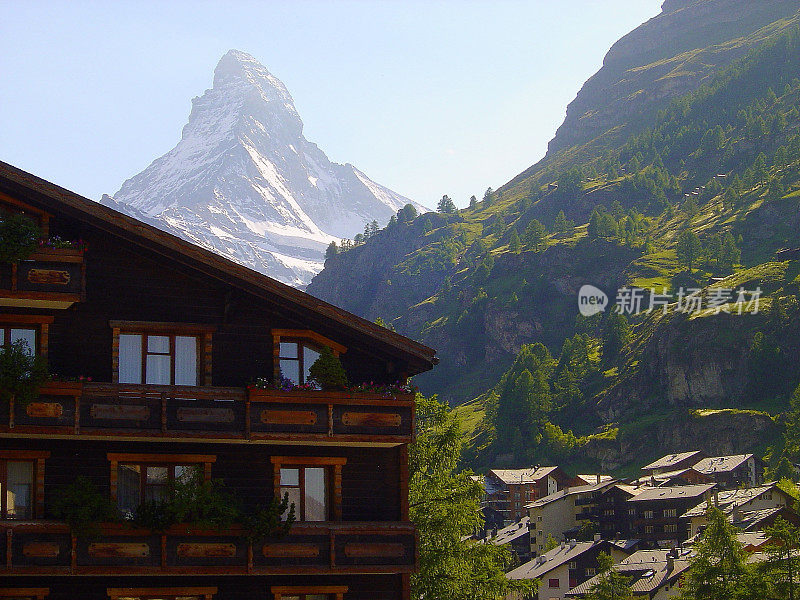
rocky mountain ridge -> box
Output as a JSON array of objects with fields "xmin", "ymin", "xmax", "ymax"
[{"xmin": 103, "ymin": 50, "xmax": 421, "ymax": 287}]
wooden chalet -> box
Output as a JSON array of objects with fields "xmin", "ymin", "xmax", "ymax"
[{"xmin": 0, "ymin": 161, "xmax": 437, "ymax": 600}]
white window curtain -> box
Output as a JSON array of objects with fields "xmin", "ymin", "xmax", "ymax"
[
  {"xmin": 7, "ymin": 461, "xmax": 34, "ymax": 519},
  {"xmin": 145, "ymin": 336, "xmax": 170, "ymax": 385},
  {"xmin": 119, "ymin": 334, "xmax": 143, "ymax": 384},
  {"xmin": 174, "ymin": 336, "xmax": 197, "ymax": 386}
]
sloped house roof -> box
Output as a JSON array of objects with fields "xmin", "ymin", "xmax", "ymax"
[{"xmin": 0, "ymin": 160, "xmax": 437, "ymax": 375}]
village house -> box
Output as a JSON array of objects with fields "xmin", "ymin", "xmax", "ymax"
[
  {"xmin": 626, "ymin": 484, "xmax": 716, "ymax": 547},
  {"xmin": 482, "ymin": 516, "xmax": 533, "ymax": 565},
  {"xmin": 681, "ymin": 482, "xmax": 794, "ymax": 538},
  {"xmin": 597, "ymin": 484, "xmax": 646, "ymax": 540},
  {"xmin": 526, "ymin": 479, "xmax": 617, "ymax": 555},
  {"xmin": 691, "ymin": 454, "xmax": 762, "ymax": 489},
  {"xmin": 0, "ymin": 161, "xmax": 436, "ymax": 600},
  {"xmin": 565, "ymin": 548, "xmax": 694, "ymax": 600},
  {"xmin": 485, "ymin": 466, "xmax": 577, "ymax": 525},
  {"xmin": 507, "ymin": 539, "xmax": 632, "ymax": 600}
]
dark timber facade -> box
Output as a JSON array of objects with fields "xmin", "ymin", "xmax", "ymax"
[{"xmin": 0, "ymin": 161, "xmax": 437, "ymax": 600}]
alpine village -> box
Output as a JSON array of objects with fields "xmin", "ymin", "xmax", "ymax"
[{"xmin": 5, "ymin": 1, "xmax": 800, "ymax": 600}]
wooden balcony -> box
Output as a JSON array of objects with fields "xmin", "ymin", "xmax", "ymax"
[
  {"xmin": 0, "ymin": 520, "xmax": 416, "ymax": 575},
  {"xmin": 0, "ymin": 382, "xmax": 414, "ymax": 445},
  {"xmin": 0, "ymin": 248, "xmax": 86, "ymax": 309}
]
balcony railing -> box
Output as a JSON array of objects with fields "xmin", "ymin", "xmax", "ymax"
[
  {"xmin": 0, "ymin": 248, "xmax": 86, "ymax": 309},
  {"xmin": 0, "ymin": 382, "xmax": 414, "ymax": 444},
  {"xmin": 0, "ymin": 521, "xmax": 416, "ymax": 575}
]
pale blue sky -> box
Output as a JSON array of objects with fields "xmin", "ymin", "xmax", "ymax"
[{"xmin": 1, "ymin": 0, "xmax": 662, "ymax": 208}]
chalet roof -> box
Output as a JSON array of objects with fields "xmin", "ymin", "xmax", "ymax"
[
  {"xmin": 488, "ymin": 466, "xmax": 559, "ymax": 486},
  {"xmin": 576, "ymin": 474, "xmax": 614, "ymax": 485},
  {"xmin": 487, "ymin": 517, "xmax": 530, "ymax": 546},
  {"xmin": 642, "ymin": 451, "xmax": 704, "ymax": 472},
  {"xmin": 736, "ymin": 506, "xmax": 793, "ymax": 531},
  {"xmin": 736, "ymin": 531, "xmax": 771, "ymax": 550},
  {"xmin": 693, "ymin": 454, "xmax": 753, "ymax": 475},
  {"xmin": 566, "ymin": 549, "xmax": 693, "ymax": 597},
  {"xmin": 507, "ymin": 540, "xmax": 604, "ymax": 581},
  {"xmin": 627, "ymin": 483, "xmax": 716, "ymax": 503},
  {"xmin": 633, "ymin": 467, "xmax": 711, "ymax": 487},
  {"xmin": 680, "ymin": 484, "xmax": 779, "ymax": 518},
  {"xmin": 0, "ymin": 160, "xmax": 437, "ymax": 374},
  {"xmin": 526, "ymin": 479, "xmax": 617, "ymax": 509}
]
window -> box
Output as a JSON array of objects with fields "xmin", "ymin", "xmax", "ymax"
[
  {"xmin": 644, "ymin": 510, "xmax": 654, "ymax": 519},
  {"xmin": 279, "ymin": 466, "xmax": 327, "ymax": 521},
  {"xmin": 548, "ymin": 579, "xmax": 559, "ymax": 589},
  {"xmin": 271, "ymin": 329, "xmax": 346, "ymax": 386},
  {"xmin": 665, "ymin": 523, "xmax": 679, "ymax": 533},
  {"xmin": 568, "ymin": 560, "xmax": 577, "ymax": 570},
  {"xmin": 664, "ymin": 508, "xmax": 677, "ymax": 517},
  {"xmin": 107, "ymin": 588, "xmax": 216, "ymax": 600},
  {"xmin": 278, "ymin": 340, "xmax": 321, "ymax": 386},
  {"xmin": 628, "ymin": 508, "xmax": 636, "ymax": 516},
  {"xmin": 604, "ymin": 509, "xmax": 614, "ymax": 516},
  {"xmin": 644, "ymin": 525, "xmax": 654, "ymax": 534},
  {"xmin": 0, "ymin": 326, "xmax": 37, "ymax": 354},
  {"xmin": 111, "ymin": 322, "xmax": 214, "ymax": 386},
  {"xmin": 271, "ymin": 587, "xmax": 347, "ymax": 600},
  {"xmin": 0, "ymin": 451, "xmax": 49, "ymax": 520},
  {"xmin": 118, "ymin": 333, "xmax": 198, "ymax": 385},
  {"xmin": 271, "ymin": 457, "xmax": 346, "ymax": 522},
  {"xmin": 108, "ymin": 453, "xmax": 215, "ymax": 517},
  {"xmin": 586, "ymin": 568, "xmax": 596, "ymax": 576},
  {"xmin": 0, "ymin": 315, "xmax": 52, "ymax": 357}
]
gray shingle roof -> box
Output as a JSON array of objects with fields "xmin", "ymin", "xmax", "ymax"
[
  {"xmin": 642, "ymin": 451, "xmax": 704, "ymax": 472},
  {"xmin": 628, "ymin": 483, "xmax": 716, "ymax": 502},
  {"xmin": 507, "ymin": 541, "xmax": 603, "ymax": 580},
  {"xmin": 693, "ymin": 454, "xmax": 752, "ymax": 475},
  {"xmin": 566, "ymin": 549, "xmax": 693, "ymax": 596},
  {"xmin": 488, "ymin": 466, "xmax": 559, "ymax": 485}
]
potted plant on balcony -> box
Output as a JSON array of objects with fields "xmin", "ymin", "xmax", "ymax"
[
  {"xmin": 307, "ymin": 346, "xmax": 348, "ymax": 390},
  {"xmin": 50, "ymin": 476, "xmax": 119, "ymax": 539},
  {"xmin": 0, "ymin": 213, "xmax": 41, "ymax": 264},
  {"xmin": 0, "ymin": 339, "xmax": 48, "ymax": 406}
]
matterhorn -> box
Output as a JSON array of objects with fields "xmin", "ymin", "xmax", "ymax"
[{"xmin": 103, "ymin": 50, "xmax": 420, "ymax": 287}]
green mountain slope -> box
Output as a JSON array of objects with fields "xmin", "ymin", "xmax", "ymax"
[{"xmin": 308, "ymin": 6, "xmax": 800, "ymax": 473}]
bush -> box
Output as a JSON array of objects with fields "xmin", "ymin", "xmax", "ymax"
[
  {"xmin": 0, "ymin": 214, "xmax": 41, "ymax": 264},
  {"xmin": 50, "ymin": 476, "xmax": 118, "ymax": 539},
  {"xmin": 0, "ymin": 339, "xmax": 48, "ymax": 404},
  {"xmin": 308, "ymin": 346, "xmax": 348, "ymax": 390}
]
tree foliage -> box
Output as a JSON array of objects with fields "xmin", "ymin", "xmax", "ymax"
[{"xmin": 410, "ymin": 394, "xmax": 536, "ymax": 600}]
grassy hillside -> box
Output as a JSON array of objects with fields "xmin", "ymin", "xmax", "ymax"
[{"xmin": 309, "ymin": 16, "xmax": 800, "ymax": 474}]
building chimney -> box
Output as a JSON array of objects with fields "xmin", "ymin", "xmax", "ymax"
[{"xmin": 594, "ymin": 533, "xmax": 602, "ymax": 542}]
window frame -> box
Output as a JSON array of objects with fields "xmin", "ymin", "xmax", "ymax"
[
  {"xmin": 271, "ymin": 329, "xmax": 346, "ymax": 385},
  {"xmin": 270, "ymin": 586, "xmax": 347, "ymax": 600},
  {"xmin": 0, "ymin": 450, "xmax": 49, "ymax": 520},
  {"xmin": 0, "ymin": 315, "xmax": 53, "ymax": 358},
  {"xmin": 110, "ymin": 321, "xmax": 215, "ymax": 386},
  {"xmin": 107, "ymin": 588, "xmax": 216, "ymax": 600},
  {"xmin": 107, "ymin": 453, "xmax": 215, "ymax": 509},
  {"xmin": 271, "ymin": 456, "xmax": 347, "ymax": 522}
]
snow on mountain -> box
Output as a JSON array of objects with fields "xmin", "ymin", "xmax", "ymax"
[{"xmin": 102, "ymin": 49, "xmax": 422, "ymax": 287}]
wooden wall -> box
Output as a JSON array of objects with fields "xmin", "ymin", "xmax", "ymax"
[
  {"xmin": 0, "ymin": 438, "xmax": 402, "ymax": 521},
  {"xmin": 11, "ymin": 208, "xmax": 409, "ymax": 387},
  {"xmin": 1, "ymin": 575, "xmax": 403, "ymax": 600}
]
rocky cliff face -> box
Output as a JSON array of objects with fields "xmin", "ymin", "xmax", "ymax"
[
  {"xmin": 548, "ymin": 0, "xmax": 799, "ymax": 154},
  {"xmin": 104, "ymin": 50, "xmax": 422, "ymax": 287}
]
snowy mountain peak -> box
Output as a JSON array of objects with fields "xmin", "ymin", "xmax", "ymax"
[{"xmin": 103, "ymin": 50, "xmax": 424, "ymax": 287}]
